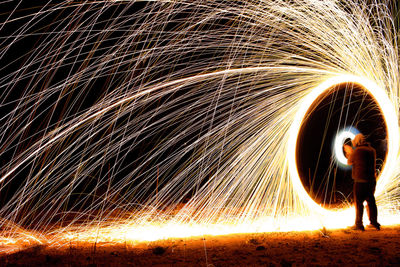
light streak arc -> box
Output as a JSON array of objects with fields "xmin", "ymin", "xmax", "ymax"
[{"xmin": 0, "ymin": 66, "xmax": 331, "ymax": 184}]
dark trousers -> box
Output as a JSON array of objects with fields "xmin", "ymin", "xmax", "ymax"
[{"xmin": 354, "ymin": 181, "xmax": 378, "ymax": 226}]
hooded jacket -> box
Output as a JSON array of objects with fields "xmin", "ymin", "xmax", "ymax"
[{"xmin": 347, "ymin": 143, "xmax": 376, "ymax": 183}]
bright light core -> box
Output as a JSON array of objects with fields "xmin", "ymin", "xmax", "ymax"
[{"xmin": 333, "ymin": 128, "xmax": 358, "ymax": 165}]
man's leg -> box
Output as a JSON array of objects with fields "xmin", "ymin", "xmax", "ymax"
[
  {"xmin": 366, "ymin": 182, "xmax": 379, "ymax": 228},
  {"xmin": 354, "ymin": 182, "xmax": 365, "ymax": 227}
]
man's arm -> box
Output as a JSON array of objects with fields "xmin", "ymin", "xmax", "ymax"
[{"xmin": 343, "ymin": 144, "xmax": 354, "ymax": 165}]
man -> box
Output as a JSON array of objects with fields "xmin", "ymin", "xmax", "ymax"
[{"xmin": 343, "ymin": 133, "xmax": 380, "ymax": 231}]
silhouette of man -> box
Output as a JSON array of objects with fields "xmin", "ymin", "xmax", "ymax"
[{"xmin": 343, "ymin": 133, "xmax": 380, "ymax": 231}]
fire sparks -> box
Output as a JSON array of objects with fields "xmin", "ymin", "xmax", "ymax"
[{"xmin": 0, "ymin": 0, "xmax": 399, "ymax": 252}]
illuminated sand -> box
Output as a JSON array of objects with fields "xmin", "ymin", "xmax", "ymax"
[
  {"xmin": 2, "ymin": 206, "xmax": 400, "ymax": 255},
  {"xmin": 3, "ymin": 225, "xmax": 400, "ymax": 266}
]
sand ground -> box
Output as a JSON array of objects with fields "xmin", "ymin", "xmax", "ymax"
[{"xmin": 1, "ymin": 225, "xmax": 400, "ymax": 266}]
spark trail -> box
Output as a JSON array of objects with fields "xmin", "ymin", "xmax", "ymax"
[{"xmin": 0, "ymin": 0, "xmax": 399, "ymax": 251}]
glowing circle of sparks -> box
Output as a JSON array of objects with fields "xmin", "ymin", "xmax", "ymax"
[
  {"xmin": 287, "ymin": 75, "xmax": 399, "ymax": 214},
  {"xmin": 333, "ymin": 128, "xmax": 359, "ymax": 166}
]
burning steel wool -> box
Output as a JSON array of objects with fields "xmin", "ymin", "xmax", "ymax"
[{"xmin": 0, "ymin": 0, "xmax": 399, "ymax": 252}]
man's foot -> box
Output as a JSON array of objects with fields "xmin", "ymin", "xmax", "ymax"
[
  {"xmin": 366, "ymin": 223, "xmax": 381, "ymax": 230},
  {"xmin": 349, "ymin": 224, "xmax": 365, "ymax": 231}
]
